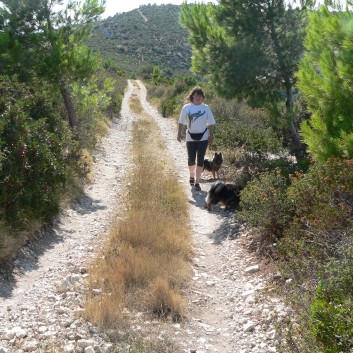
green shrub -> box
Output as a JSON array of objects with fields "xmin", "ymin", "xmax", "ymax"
[
  {"xmin": 262, "ymin": 157, "xmax": 299, "ymax": 178},
  {"xmin": 147, "ymin": 84, "xmax": 168, "ymax": 99},
  {"xmin": 309, "ymin": 243, "xmax": 353, "ymax": 353},
  {"xmin": 138, "ymin": 65, "xmax": 156, "ymax": 80},
  {"xmin": 72, "ymin": 75, "xmax": 114, "ymax": 148},
  {"xmin": 239, "ymin": 170, "xmax": 294, "ymax": 246},
  {"xmin": 288, "ymin": 158, "xmax": 353, "ymax": 249},
  {"xmin": 0, "ymin": 76, "xmax": 74, "ymax": 225},
  {"xmin": 161, "ymin": 94, "xmax": 178, "ymax": 118},
  {"xmin": 210, "ymin": 96, "xmax": 283, "ymax": 154},
  {"xmin": 277, "ymin": 158, "xmax": 353, "ymax": 352},
  {"xmin": 103, "ymin": 70, "xmax": 126, "ymax": 119},
  {"xmin": 279, "ymin": 158, "xmax": 353, "ymax": 287},
  {"xmin": 147, "ymin": 76, "xmax": 199, "ymax": 118}
]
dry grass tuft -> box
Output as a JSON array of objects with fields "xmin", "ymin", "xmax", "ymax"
[
  {"xmin": 0, "ymin": 231, "xmax": 24, "ymax": 263},
  {"xmin": 95, "ymin": 116, "xmax": 111, "ymax": 139},
  {"xmin": 0, "ymin": 220, "xmax": 41, "ymax": 263},
  {"xmin": 86, "ymin": 104, "xmax": 192, "ymax": 329},
  {"xmin": 79, "ymin": 148, "xmax": 95, "ymax": 183},
  {"xmin": 147, "ymin": 277, "xmax": 184, "ymax": 322},
  {"xmin": 129, "ymin": 96, "xmax": 144, "ymax": 114}
]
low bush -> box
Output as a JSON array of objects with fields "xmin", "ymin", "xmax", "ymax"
[
  {"xmin": 0, "ymin": 76, "xmax": 74, "ymax": 226},
  {"xmin": 0, "ymin": 71, "xmax": 126, "ymax": 262},
  {"xmin": 210, "ymin": 96, "xmax": 283, "ymax": 154},
  {"xmin": 309, "ymin": 243, "xmax": 353, "ymax": 353},
  {"xmin": 238, "ymin": 170, "xmax": 294, "ymax": 249},
  {"xmin": 147, "ymin": 75, "xmax": 198, "ymax": 118},
  {"xmin": 283, "ymin": 158, "xmax": 353, "ymax": 264},
  {"xmin": 147, "ymin": 277, "xmax": 184, "ymax": 322},
  {"xmin": 278, "ymin": 239, "xmax": 353, "ymax": 353},
  {"xmin": 73, "ymin": 75, "xmax": 114, "ymax": 149},
  {"xmin": 276, "ymin": 158, "xmax": 353, "ymax": 352}
]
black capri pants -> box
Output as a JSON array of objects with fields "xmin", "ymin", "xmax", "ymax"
[{"xmin": 186, "ymin": 140, "xmax": 208, "ymax": 167}]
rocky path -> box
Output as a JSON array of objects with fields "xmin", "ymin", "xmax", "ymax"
[
  {"xmin": 0, "ymin": 82, "xmax": 136, "ymax": 353},
  {"xmin": 136, "ymin": 80, "xmax": 287, "ymax": 353},
  {"xmin": 0, "ymin": 80, "xmax": 287, "ymax": 353}
]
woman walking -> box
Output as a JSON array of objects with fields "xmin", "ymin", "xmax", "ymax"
[{"xmin": 177, "ymin": 86, "xmax": 215, "ymax": 191}]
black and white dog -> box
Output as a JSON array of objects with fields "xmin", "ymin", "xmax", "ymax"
[{"xmin": 205, "ymin": 180, "xmax": 242, "ymax": 211}]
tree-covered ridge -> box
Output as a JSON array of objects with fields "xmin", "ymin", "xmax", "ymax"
[{"xmin": 88, "ymin": 4, "xmax": 192, "ymax": 75}]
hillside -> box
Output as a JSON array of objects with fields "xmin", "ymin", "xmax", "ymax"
[{"xmin": 89, "ymin": 4, "xmax": 192, "ymax": 76}]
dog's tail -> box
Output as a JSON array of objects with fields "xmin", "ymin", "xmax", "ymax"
[{"xmin": 205, "ymin": 180, "xmax": 224, "ymax": 209}]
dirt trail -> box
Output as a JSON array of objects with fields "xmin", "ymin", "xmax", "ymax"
[
  {"xmin": 136, "ymin": 80, "xmax": 285, "ymax": 353},
  {"xmin": 0, "ymin": 80, "xmax": 286, "ymax": 353},
  {"xmin": 0, "ymin": 81, "xmax": 136, "ymax": 352}
]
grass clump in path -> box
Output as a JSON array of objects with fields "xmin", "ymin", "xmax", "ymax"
[{"xmin": 85, "ymin": 98, "xmax": 192, "ymax": 332}]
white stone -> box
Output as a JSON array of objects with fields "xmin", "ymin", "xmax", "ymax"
[
  {"xmin": 3, "ymin": 329, "xmax": 15, "ymax": 340},
  {"xmin": 23, "ymin": 341, "xmax": 38, "ymax": 352},
  {"xmin": 84, "ymin": 347, "xmax": 95, "ymax": 353},
  {"xmin": 244, "ymin": 265, "xmax": 260, "ymax": 274},
  {"xmin": 242, "ymin": 289, "xmax": 255, "ymax": 297},
  {"xmin": 38, "ymin": 326, "xmax": 47, "ymax": 333},
  {"xmin": 57, "ymin": 274, "xmax": 81, "ymax": 293},
  {"xmin": 245, "ymin": 295, "xmax": 256, "ymax": 303},
  {"xmin": 198, "ymin": 323, "xmax": 215, "ymax": 333},
  {"xmin": 62, "ymin": 319, "xmax": 74, "ymax": 328},
  {"xmin": 42, "ymin": 331, "xmax": 57, "ymax": 338},
  {"xmin": 244, "ymin": 282, "xmax": 255, "ymax": 291},
  {"xmin": 56, "ymin": 307, "xmax": 71, "ymax": 315},
  {"xmin": 77, "ymin": 340, "xmax": 95, "ymax": 349},
  {"xmin": 8, "ymin": 327, "xmax": 27, "ymax": 339},
  {"xmin": 243, "ymin": 322, "xmax": 255, "ymax": 332},
  {"xmin": 0, "ymin": 347, "xmax": 8, "ymax": 353},
  {"xmin": 101, "ymin": 343, "xmax": 113, "ymax": 353},
  {"xmin": 63, "ymin": 344, "xmax": 75, "ymax": 352}
]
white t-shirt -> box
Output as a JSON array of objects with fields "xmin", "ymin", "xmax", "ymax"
[{"xmin": 178, "ymin": 103, "xmax": 216, "ymax": 142}]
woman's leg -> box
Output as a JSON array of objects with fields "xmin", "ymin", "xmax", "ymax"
[
  {"xmin": 195, "ymin": 140, "xmax": 208, "ymax": 184},
  {"xmin": 189, "ymin": 165, "xmax": 195, "ymax": 183},
  {"xmin": 186, "ymin": 142, "xmax": 197, "ymax": 181}
]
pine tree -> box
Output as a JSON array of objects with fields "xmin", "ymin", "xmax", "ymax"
[
  {"xmin": 0, "ymin": 0, "xmax": 105, "ymax": 129},
  {"xmin": 297, "ymin": 6, "xmax": 353, "ymax": 161},
  {"xmin": 180, "ymin": 1, "xmax": 312, "ymax": 153}
]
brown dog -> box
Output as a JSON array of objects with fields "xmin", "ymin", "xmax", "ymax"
[{"xmin": 203, "ymin": 152, "xmax": 223, "ymax": 179}]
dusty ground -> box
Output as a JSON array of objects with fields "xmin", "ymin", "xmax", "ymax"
[{"xmin": 0, "ymin": 80, "xmax": 288, "ymax": 353}]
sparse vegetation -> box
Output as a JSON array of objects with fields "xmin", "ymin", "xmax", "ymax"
[
  {"xmin": 88, "ymin": 4, "xmax": 192, "ymax": 76},
  {"xmin": 85, "ymin": 96, "xmax": 192, "ymax": 350}
]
